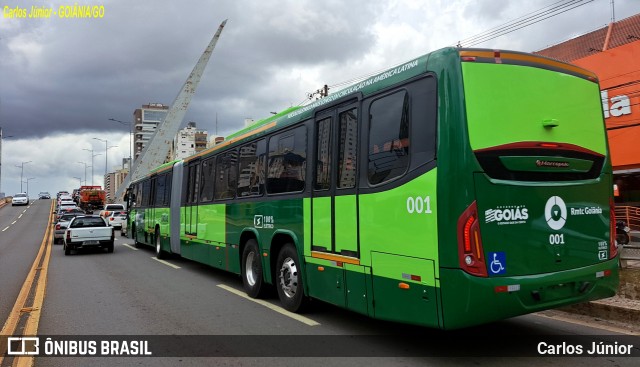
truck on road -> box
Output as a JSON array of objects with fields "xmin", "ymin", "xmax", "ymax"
[
  {"xmin": 63, "ymin": 215, "xmax": 114, "ymax": 255},
  {"xmin": 77, "ymin": 185, "xmax": 107, "ymax": 211}
]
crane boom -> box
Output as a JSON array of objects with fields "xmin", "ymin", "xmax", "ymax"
[{"xmin": 114, "ymin": 19, "xmax": 227, "ymax": 202}]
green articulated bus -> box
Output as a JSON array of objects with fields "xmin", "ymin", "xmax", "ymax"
[{"xmin": 125, "ymin": 47, "xmax": 619, "ymax": 329}]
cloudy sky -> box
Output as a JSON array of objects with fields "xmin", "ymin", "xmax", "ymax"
[{"xmin": 0, "ymin": 0, "xmax": 638, "ymax": 197}]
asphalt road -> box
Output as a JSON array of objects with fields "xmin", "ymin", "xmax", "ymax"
[
  {"xmin": 1, "ymin": 200, "xmax": 637, "ymax": 366},
  {"xmin": 0, "ymin": 199, "xmax": 50, "ymax": 325}
]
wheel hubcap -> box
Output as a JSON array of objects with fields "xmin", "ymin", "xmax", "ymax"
[
  {"xmin": 245, "ymin": 251, "xmax": 257, "ymax": 286},
  {"xmin": 279, "ymin": 257, "xmax": 298, "ymax": 298}
]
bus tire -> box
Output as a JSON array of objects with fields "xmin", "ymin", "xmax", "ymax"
[
  {"xmin": 132, "ymin": 225, "xmax": 141, "ymax": 248},
  {"xmin": 242, "ymin": 239, "xmax": 266, "ymax": 298},
  {"xmin": 155, "ymin": 228, "xmax": 164, "ymax": 259},
  {"xmin": 276, "ymin": 243, "xmax": 308, "ymax": 312}
]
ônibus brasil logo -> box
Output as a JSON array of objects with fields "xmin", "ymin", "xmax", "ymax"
[{"xmin": 485, "ymin": 205, "xmax": 529, "ymax": 225}]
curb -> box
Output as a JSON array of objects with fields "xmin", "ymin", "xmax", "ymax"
[{"xmin": 559, "ymin": 298, "xmax": 640, "ymax": 325}]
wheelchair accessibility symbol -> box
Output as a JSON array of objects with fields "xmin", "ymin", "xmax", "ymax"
[{"xmin": 488, "ymin": 252, "xmax": 506, "ymax": 275}]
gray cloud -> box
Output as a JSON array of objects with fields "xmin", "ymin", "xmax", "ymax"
[{"xmin": 0, "ymin": 0, "xmax": 638, "ymax": 195}]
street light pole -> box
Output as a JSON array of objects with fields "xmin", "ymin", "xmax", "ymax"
[
  {"xmin": 16, "ymin": 160, "xmax": 32, "ymax": 192},
  {"xmin": 77, "ymin": 162, "xmax": 90, "ymax": 186},
  {"xmin": 82, "ymin": 149, "xmax": 101, "ymax": 186},
  {"xmin": 24, "ymin": 177, "xmax": 35, "ymax": 197},
  {"xmin": 93, "ymin": 138, "xmax": 118, "ymax": 179},
  {"xmin": 109, "ymin": 118, "xmax": 133, "ymax": 173},
  {"xmin": 0, "ymin": 127, "xmax": 14, "ymax": 197},
  {"xmin": 73, "ymin": 176, "xmax": 82, "ymax": 187}
]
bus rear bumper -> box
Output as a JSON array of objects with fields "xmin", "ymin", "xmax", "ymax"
[{"xmin": 439, "ymin": 259, "xmax": 619, "ymax": 329}]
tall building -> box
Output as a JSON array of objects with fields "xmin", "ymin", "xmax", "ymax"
[
  {"xmin": 104, "ymin": 168, "xmax": 129, "ymax": 203},
  {"xmin": 535, "ymin": 13, "xmax": 640, "ymax": 204},
  {"xmin": 133, "ymin": 103, "xmax": 169, "ymax": 164},
  {"xmin": 170, "ymin": 122, "xmax": 209, "ymax": 160},
  {"xmin": 208, "ymin": 135, "xmax": 225, "ymax": 148}
]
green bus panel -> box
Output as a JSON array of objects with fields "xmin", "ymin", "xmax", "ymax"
[
  {"xmin": 439, "ymin": 259, "xmax": 618, "ymax": 329},
  {"xmin": 358, "ymin": 169, "xmax": 438, "ymax": 274},
  {"xmin": 335, "ymin": 195, "xmax": 358, "ymax": 254},
  {"xmin": 306, "ymin": 258, "xmax": 346, "ymax": 308},
  {"xmin": 304, "ymin": 260, "xmax": 370, "ymax": 315},
  {"xmin": 371, "ymin": 252, "xmax": 439, "ymax": 327},
  {"xmin": 312, "ymin": 197, "xmax": 332, "ymax": 251},
  {"xmin": 474, "ymin": 174, "xmax": 613, "ymax": 276},
  {"xmin": 344, "ymin": 263, "xmax": 370, "ymax": 315},
  {"xmin": 462, "ymin": 62, "xmax": 607, "ymax": 155},
  {"xmin": 180, "ymin": 238, "xmax": 227, "ymax": 270},
  {"xmin": 197, "ymin": 204, "xmax": 226, "ymax": 245}
]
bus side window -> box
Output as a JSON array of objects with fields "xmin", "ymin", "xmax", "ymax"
[
  {"xmin": 368, "ymin": 90, "xmax": 410, "ymax": 185},
  {"xmin": 215, "ymin": 150, "xmax": 238, "ymax": 200},
  {"xmin": 267, "ymin": 126, "xmax": 307, "ymax": 194},
  {"xmin": 338, "ymin": 107, "xmax": 357, "ymax": 189},
  {"xmin": 237, "ymin": 139, "xmax": 266, "ymax": 197},
  {"xmin": 199, "ymin": 157, "xmax": 215, "ymax": 202}
]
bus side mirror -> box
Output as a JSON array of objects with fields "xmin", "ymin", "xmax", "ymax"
[{"xmin": 123, "ymin": 194, "xmax": 129, "ymax": 201}]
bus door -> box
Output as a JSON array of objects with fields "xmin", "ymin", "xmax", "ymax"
[
  {"xmin": 184, "ymin": 160, "xmax": 200, "ymax": 237},
  {"xmin": 310, "ymin": 104, "xmax": 362, "ymax": 310},
  {"xmin": 145, "ymin": 176, "xmax": 157, "ymax": 241}
]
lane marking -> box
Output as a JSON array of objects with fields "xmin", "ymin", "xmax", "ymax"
[
  {"xmin": 18, "ymin": 214, "xmax": 23, "ymax": 219},
  {"xmin": 152, "ymin": 256, "xmax": 181, "ymax": 269},
  {"xmin": 11, "ymin": 221, "xmax": 16, "ymax": 225},
  {"xmin": 0, "ymin": 200, "xmax": 55, "ymax": 367},
  {"xmin": 22, "ymin": 209, "xmax": 27, "ymax": 213},
  {"xmin": 2, "ymin": 226, "xmax": 9, "ymax": 232},
  {"xmin": 121, "ymin": 243, "xmax": 138, "ymax": 251},
  {"xmin": 217, "ymin": 284, "xmax": 320, "ymax": 326}
]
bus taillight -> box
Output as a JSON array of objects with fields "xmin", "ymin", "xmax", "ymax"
[
  {"xmin": 457, "ymin": 201, "xmax": 488, "ymax": 277},
  {"xmin": 610, "ymin": 198, "xmax": 618, "ymax": 259}
]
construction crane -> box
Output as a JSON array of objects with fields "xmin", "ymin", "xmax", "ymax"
[{"xmin": 113, "ymin": 19, "xmax": 227, "ymax": 202}]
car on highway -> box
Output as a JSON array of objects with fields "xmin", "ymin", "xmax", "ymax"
[
  {"xmin": 63, "ymin": 215, "xmax": 114, "ymax": 255},
  {"xmin": 106, "ymin": 211, "xmax": 127, "ymax": 230},
  {"xmin": 99, "ymin": 204, "xmax": 125, "ymax": 218},
  {"xmin": 55, "ymin": 207, "xmax": 84, "ymax": 223},
  {"xmin": 11, "ymin": 193, "xmax": 29, "ymax": 206},
  {"xmin": 58, "ymin": 201, "xmax": 78, "ymax": 212},
  {"xmin": 58, "ymin": 195, "xmax": 74, "ymax": 206},
  {"xmin": 38, "ymin": 192, "xmax": 51, "ymax": 199},
  {"xmin": 54, "ymin": 212, "xmax": 84, "ymax": 244}
]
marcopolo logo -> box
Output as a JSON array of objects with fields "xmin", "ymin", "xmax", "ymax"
[
  {"xmin": 545, "ymin": 196, "xmax": 567, "ymax": 230},
  {"xmin": 485, "ymin": 205, "xmax": 529, "ymax": 225}
]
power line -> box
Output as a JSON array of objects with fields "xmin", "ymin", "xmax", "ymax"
[{"xmin": 459, "ymin": 0, "xmax": 595, "ymax": 47}]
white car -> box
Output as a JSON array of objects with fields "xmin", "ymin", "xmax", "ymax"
[
  {"xmin": 58, "ymin": 195, "xmax": 73, "ymax": 205},
  {"xmin": 106, "ymin": 211, "xmax": 126, "ymax": 229},
  {"xmin": 58, "ymin": 201, "xmax": 77, "ymax": 210},
  {"xmin": 12, "ymin": 193, "xmax": 29, "ymax": 206},
  {"xmin": 100, "ymin": 204, "xmax": 125, "ymax": 218}
]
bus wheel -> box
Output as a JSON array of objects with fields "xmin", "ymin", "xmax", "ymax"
[
  {"xmin": 155, "ymin": 229, "xmax": 164, "ymax": 259},
  {"xmin": 276, "ymin": 243, "xmax": 308, "ymax": 312},
  {"xmin": 132, "ymin": 225, "xmax": 140, "ymax": 248},
  {"xmin": 242, "ymin": 239, "xmax": 265, "ymax": 298}
]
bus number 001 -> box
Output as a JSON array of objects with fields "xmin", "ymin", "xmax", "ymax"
[
  {"xmin": 549, "ymin": 233, "xmax": 565, "ymax": 245},
  {"xmin": 406, "ymin": 196, "xmax": 432, "ymax": 214}
]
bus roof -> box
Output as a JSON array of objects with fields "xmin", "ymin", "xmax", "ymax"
[{"xmin": 165, "ymin": 47, "xmax": 599, "ymax": 167}]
